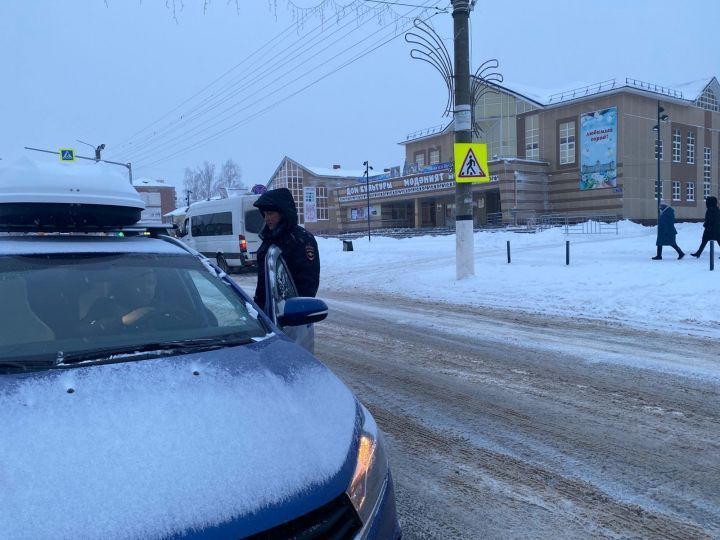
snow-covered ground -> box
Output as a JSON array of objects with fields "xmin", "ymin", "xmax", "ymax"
[{"xmin": 317, "ymin": 221, "xmax": 720, "ymax": 339}]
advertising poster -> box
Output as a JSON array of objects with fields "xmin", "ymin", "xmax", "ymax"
[
  {"xmin": 303, "ymin": 186, "xmax": 317, "ymax": 223},
  {"xmin": 580, "ymin": 107, "xmax": 617, "ymax": 190}
]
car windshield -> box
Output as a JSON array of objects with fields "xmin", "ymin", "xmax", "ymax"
[{"xmin": 0, "ymin": 251, "xmax": 267, "ymax": 366}]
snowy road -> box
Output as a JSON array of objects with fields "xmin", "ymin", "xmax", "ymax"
[{"xmin": 312, "ymin": 290, "xmax": 720, "ymax": 539}]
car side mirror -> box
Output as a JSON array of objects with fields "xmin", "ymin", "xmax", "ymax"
[{"xmin": 277, "ymin": 297, "xmax": 328, "ymax": 327}]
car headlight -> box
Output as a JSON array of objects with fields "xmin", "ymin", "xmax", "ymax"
[{"xmin": 346, "ymin": 404, "xmax": 389, "ymax": 526}]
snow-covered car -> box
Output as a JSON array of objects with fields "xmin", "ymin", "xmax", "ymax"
[{"xmin": 0, "ymin": 159, "xmax": 400, "ymax": 540}]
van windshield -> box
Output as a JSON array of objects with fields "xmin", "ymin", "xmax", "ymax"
[{"xmin": 0, "ymin": 252, "xmax": 267, "ymax": 367}]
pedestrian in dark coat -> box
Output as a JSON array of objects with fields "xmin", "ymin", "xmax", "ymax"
[
  {"xmin": 691, "ymin": 196, "xmax": 720, "ymax": 257},
  {"xmin": 253, "ymin": 188, "xmax": 320, "ymax": 312},
  {"xmin": 652, "ymin": 201, "xmax": 684, "ymax": 260}
]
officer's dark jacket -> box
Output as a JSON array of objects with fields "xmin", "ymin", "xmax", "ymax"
[{"xmin": 253, "ymin": 188, "xmax": 320, "ymax": 311}]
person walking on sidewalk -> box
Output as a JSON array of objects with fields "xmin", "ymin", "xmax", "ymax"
[
  {"xmin": 652, "ymin": 201, "xmax": 684, "ymax": 260},
  {"xmin": 691, "ymin": 196, "xmax": 720, "ymax": 258}
]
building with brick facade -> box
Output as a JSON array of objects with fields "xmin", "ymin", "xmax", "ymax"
[
  {"xmin": 331, "ymin": 76, "xmax": 720, "ymax": 231},
  {"xmin": 262, "ymin": 76, "xmax": 719, "ymax": 234},
  {"xmin": 133, "ymin": 178, "xmax": 177, "ymax": 224}
]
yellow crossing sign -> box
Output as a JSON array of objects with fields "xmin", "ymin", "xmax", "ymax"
[{"xmin": 454, "ymin": 143, "xmax": 489, "ymax": 183}]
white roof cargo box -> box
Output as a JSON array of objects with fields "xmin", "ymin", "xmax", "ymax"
[{"xmin": 0, "ymin": 158, "xmax": 145, "ymax": 231}]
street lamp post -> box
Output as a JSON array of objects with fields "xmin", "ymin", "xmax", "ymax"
[
  {"xmin": 363, "ymin": 161, "xmax": 373, "ymax": 241},
  {"xmin": 186, "ymin": 190, "xmax": 193, "ymax": 207},
  {"xmin": 652, "ymin": 101, "xmax": 669, "ymax": 223},
  {"xmin": 76, "ymin": 139, "xmax": 105, "ymax": 161}
]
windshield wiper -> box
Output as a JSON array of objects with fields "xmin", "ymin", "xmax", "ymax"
[
  {"xmin": 60, "ymin": 335, "xmax": 254, "ymax": 365},
  {"xmin": 0, "ymin": 359, "xmax": 61, "ymax": 374}
]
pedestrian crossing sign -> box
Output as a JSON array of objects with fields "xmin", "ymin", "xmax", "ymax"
[
  {"xmin": 454, "ymin": 143, "xmax": 489, "ymax": 183},
  {"xmin": 59, "ymin": 148, "xmax": 75, "ymax": 162}
]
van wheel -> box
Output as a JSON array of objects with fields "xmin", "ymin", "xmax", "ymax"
[{"xmin": 216, "ymin": 254, "xmax": 230, "ymax": 274}]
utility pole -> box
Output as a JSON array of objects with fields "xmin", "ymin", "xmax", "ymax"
[
  {"xmin": 654, "ymin": 101, "xmax": 669, "ymax": 224},
  {"xmin": 452, "ymin": 0, "xmax": 474, "ymax": 278},
  {"xmin": 363, "ymin": 160, "xmax": 373, "ymax": 241}
]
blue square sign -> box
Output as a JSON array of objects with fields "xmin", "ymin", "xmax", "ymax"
[{"xmin": 59, "ymin": 148, "xmax": 75, "ymax": 162}]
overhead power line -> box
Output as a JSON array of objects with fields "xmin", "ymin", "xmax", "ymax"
[
  {"xmin": 135, "ymin": 7, "xmax": 443, "ymax": 170},
  {"xmin": 107, "ymin": 0, "xmax": 426, "ymax": 160},
  {"xmin": 118, "ymin": 6, "xmax": 380, "ymax": 163},
  {"xmin": 112, "ymin": 0, "xmax": 444, "ymax": 172}
]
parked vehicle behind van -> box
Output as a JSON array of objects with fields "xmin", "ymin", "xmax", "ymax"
[{"xmin": 180, "ymin": 194, "xmax": 264, "ymax": 272}]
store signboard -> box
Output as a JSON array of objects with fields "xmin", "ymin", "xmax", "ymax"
[{"xmin": 338, "ymin": 167, "xmax": 454, "ymax": 203}]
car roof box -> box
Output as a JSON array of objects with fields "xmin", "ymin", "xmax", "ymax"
[{"xmin": 0, "ymin": 158, "xmax": 145, "ymax": 231}]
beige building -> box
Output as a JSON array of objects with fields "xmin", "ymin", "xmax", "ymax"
[
  {"xmin": 265, "ymin": 76, "xmax": 720, "ymax": 234},
  {"xmin": 332, "ymin": 76, "xmax": 720, "ymax": 231}
]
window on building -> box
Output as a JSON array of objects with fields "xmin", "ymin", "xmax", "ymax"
[
  {"xmin": 559, "ymin": 121, "xmax": 576, "ymax": 165},
  {"xmin": 672, "ymin": 129, "xmax": 681, "ymax": 162},
  {"xmin": 698, "ymin": 88, "xmax": 719, "ymax": 112},
  {"xmin": 525, "ymin": 114, "xmax": 539, "ymax": 160},
  {"xmin": 414, "ymin": 151, "xmax": 426, "ymax": 169},
  {"xmin": 687, "ymin": 131, "xmax": 695, "ymax": 164},
  {"xmin": 655, "ymin": 138, "xmax": 663, "ymax": 161},
  {"xmin": 686, "ymin": 181, "xmax": 695, "ymax": 202},
  {"xmin": 316, "ymin": 186, "xmax": 328, "ymax": 221},
  {"xmin": 429, "ymin": 148, "xmax": 441, "ymax": 165},
  {"xmin": 672, "ymin": 180, "xmax": 681, "ymax": 201},
  {"xmin": 525, "ymin": 116, "xmax": 540, "ymax": 159},
  {"xmin": 655, "ymin": 179, "xmax": 663, "ymax": 201},
  {"xmin": 271, "ymin": 161, "xmax": 305, "ymax": 224},
  {"xmin": 704, "ymin": 147, "xmax": 712, "ymax": 198}
]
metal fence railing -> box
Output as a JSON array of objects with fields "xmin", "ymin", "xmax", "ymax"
[{"xmin": 561, "ymin": 214, "xmax": 620, "ymax": 234}]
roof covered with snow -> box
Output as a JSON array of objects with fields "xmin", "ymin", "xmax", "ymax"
[
  {"xmin": 133, "ymin": 177, "xmax": 175, "ymax": 189},
  {"xmin": 305, "ymin": 165, "xmax": 365, "ymax": 179},
  {"xmin": 493, "ymin": 76, "xmax": 717, "ymax": 107}
]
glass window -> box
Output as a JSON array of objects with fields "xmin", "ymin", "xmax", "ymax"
[
  {"xmin": 654, "ymin": 179, "xmax": 664, "ymax": 201},
  {"xmin": 525, "ymin": 115, "xmax": 539, "ymax": 160},
  {"xmin": 687, "ymin": 132, "xmax": 695, "ymax": 164},
  {"xmin": 655, "ymin": 138, "xmax": 663, "ymax": 161},
  {"xmin": 414, "ymin": 151, "xmax": 426, "ymax": 169},
  {"xmin": 316, "ymin": 186, "xmax": 328, "ymax": 221},
  {"xmin": 704, "ymin": 147, "xmax": 712, "ymax": 198},
  {"xmin": 672, "ymin": 180, "xmax": 681, "ymax": 201},
  {"xmin": 191, "ymin": 212, "xmax": 233, "ymax": 237},
  {"xmin": 672, "ymin": 129, "xmax": 681, "ymax": 162},
  {"xmin": 559, "ymin": 121, "xmax": 576, "ymax": 165},
  {"xmin": 698, "ymin": 88, "xmax": 719, "ymax": 112},
  {"xmin": 686, "ymin": 181, "xmax": 695, "ymax": 202},
  {"xmin": 0, "ymin": 252, "xmax": 266, "ymax": 366},
  {"xmin": 244, "ymin": 208, "xmax": 264, "ymax": 234},
  {"xmin": 429, "ymin": 148, "xmax": 441, "ymax": 165},
  {"xmin": 271, "ymin": 161, "xmax": 304, "ymax": 225}
]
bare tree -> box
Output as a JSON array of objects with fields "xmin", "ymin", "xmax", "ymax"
[
  {"xmin": 184, "ymin": 159, "xmax": 246, "ymax": 202},
  {"xmin": 213, "ymin": 159, "xmax": 244, "ymax": 195},
  {"xmin": 182, "ymin": 161, "xmax": 215, "ymax": 202}
]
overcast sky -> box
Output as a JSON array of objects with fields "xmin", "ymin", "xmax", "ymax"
[{"xmin": 3, "ymin": 1, "xmax": 718, "ymax": 198}]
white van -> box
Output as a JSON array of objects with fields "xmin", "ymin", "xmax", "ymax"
[{"xmin": 180, "ymin": 194, "xmax": 264, "ymax": 272}]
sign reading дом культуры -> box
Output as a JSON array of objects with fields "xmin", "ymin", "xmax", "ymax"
[
  {"xmin": 454, "ymin": 143, "xmax": 489, "ymax": 183},
  {"xmin": 580, "ymin": 107, "xmax": 617, "ymax": 190}
]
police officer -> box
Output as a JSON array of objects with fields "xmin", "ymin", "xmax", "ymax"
[{"xmin": 253, "ymin": 188, "xmax": 320, "ymax": 310}]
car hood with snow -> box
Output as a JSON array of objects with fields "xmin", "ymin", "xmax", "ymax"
[{"xmin": 0, "ymin": 336, "xmax": 360, "ymax": 539}]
